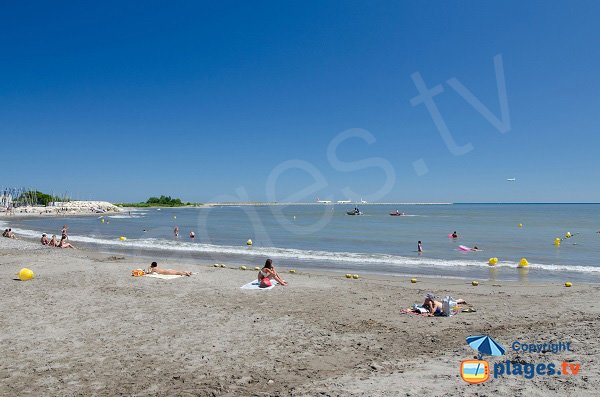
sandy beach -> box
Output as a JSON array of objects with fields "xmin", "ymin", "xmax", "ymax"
[{"xmin": 0, "ymin": 237, "xmax": 598, "ymax": 396}]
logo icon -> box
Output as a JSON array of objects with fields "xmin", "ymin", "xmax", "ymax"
[
  {"xmin": 461, "ymin": 335, "xmax": 505, "ymax": 384},
  {"xmin": 460, "ymin": 359, "xmax": 489, "ymax": 384}
]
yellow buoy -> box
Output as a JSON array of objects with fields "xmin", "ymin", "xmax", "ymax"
[
  {"xmin": 239, "ymin": 266, "xmax": 247, "ymax": 270},
  {"xmin": 18, "ymin": 268, "xmax": 35, "ymax": 281},
  {"xmin": 119, "ymin": 236, "xmax": 127, "ymax": 241},
  {"xmin": 254, "ymin": 266, "xmax": 261, "ymax": 271},
  {"xmin": 565, "ymin": 232, "xmax": 572, "ymax": 239},
  {"xmin": 352, "ymin": 274, "xmax": 359, "ymax": 279},
  {"xmin": 101, "ymin": 218, "xmax": 105, "ymax": 224},
  {"xmin": 472, "ymin": 280, "xmax": 479, "ymax": 286},
  {"xmin": 554, "ymin": 238, "xmax": 561, "ymax": 246},
  {"xmin": 518, "ymin": 258, "xmax": 529, "ymax": 268},
  {"xmin": 410, "ymin": 278, "xmax": 417, "ymax": 283},
  {"xmin": 345, "ymin": 274, "xmax": 352, "ymax": 279},
  {"xmin": 246, "ymin": 239, "xmax": 253, "ymax": 246},
  {"xmin": 289, "ymin": 269, "xmax": 296, "ymax": 274},
  {"xmin": 564, "ymin": 282, "xmax": 572, "ymax": 287},
  {"xmin": 518, "ymin": 223, "xmax": 523, "ymax": 228},
  {"xmin": 488, "ymin": 257, "xmax": 498, "ymax": 266}
]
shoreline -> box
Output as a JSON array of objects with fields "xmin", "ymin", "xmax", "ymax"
[{"xmin": 1, "ymin": 237, "xmax": 598, "ymax": 395}]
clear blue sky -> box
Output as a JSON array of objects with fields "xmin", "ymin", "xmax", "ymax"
[{"xmin": 1, "ymin": 1, "xmax": 599, "ymax": 203}]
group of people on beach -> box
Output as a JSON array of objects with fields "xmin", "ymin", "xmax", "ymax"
[
  {"xmin": 146, "ymin": 258, "xmax": 288, "ymax": 286},
  {"xmin": 2, "ymin": 228, "xmax": 16, "ymax": 239},
  {"xmin": 40, "ymin": 224, "xmax": 76, "ymax": 249}
]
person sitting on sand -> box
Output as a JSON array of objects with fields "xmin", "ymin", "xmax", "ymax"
[
  {"xmin": 423, "ymin": 293, "xmax": 466, "ymax": 316},
  {"xmin": 2, "ymin": 229, "xmax": 8, "ymax": 238},
  {"xmin": 41, "ymin": 233, "xmax": 49, "ymax": 246},
  {"xmin": 147, "ymin": 261, "xmax": 192, "ymax": 276},
  {"xmin": 58, "ymin": 237, "xmax": 76, "ymax": 249},
  {"xmin": 3, "ymin": 228, "xmax": 17, "ymax": 239},
  {"xmin": 48, "ymin": 235, "xmax": 58, "ymax": 247},
  {"xmin": 258, "ymin": 258, "xmax": 288, "ymax": 286}
]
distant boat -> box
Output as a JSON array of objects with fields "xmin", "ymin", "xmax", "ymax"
[
  {"xmin": 337, "ymin": 200, "xmax": 351, "ymax": 204},
  {"xmin": 316, "ymin": 197, "xmax": 332, "ymax": 204},
  {"xmin": 360, "ymin": 198, "xmax": 368, "ymax": 204},
  {"xmin": 347, "ymin": 208, "xmax": 363, "ymax": 215},
  {"xmin": 506, "ymin": 178, "xmax": 516, "ymax": 182}
]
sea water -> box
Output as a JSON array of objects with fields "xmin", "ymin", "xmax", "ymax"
[{"xmin": 6, "ymin": 204, "xmax": 600, "ymax": 283}]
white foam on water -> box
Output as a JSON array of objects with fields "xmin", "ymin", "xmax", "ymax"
[{"xmin": 5, "ymin": 221, "xmax": 600, "ymax": 275}]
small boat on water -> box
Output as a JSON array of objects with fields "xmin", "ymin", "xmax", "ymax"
[
  {"xmin": 347, "ymin": 211, "xmax": 363, "ymax": 215},
  {"xmin": 347, "ymin": 208, "xmax": 363, "ymax": 216},
  {"xmin": 389, "ymin": 210, "xmax": 405, "ymax": 216}
]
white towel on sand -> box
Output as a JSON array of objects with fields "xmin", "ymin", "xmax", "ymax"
[
  {"xmin": 144, "ymin": 274, "xmax": 185, "ymax": 280},
  {"xmin": 240, "ymin": 279, "xmax": 278, "ymax": 290}
]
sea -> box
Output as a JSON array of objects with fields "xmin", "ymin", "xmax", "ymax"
[{"xmin": 5, "ymin": 203, "xmax": 600, "ymax": 283}]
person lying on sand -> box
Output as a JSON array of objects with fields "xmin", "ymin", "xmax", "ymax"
[
  {"xmin": 58, "ymin": 237, "xmax": 76, "ymax": 249},
  {"xmin": 41, "ymin": 233, "xmax": 49, "ymax": 245},
  {"xmin": 258, "ymin": 258, "xmax": 288, "ymax": 286},
  {"xmin": 148, "ymin": 261, "xmax": 192, "ymax": 276},
  {"xmin": 423, "ymin": 293, "xmax": 466, "ymax": 316}
]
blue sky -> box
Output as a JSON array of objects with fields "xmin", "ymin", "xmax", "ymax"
[{"xmin": 1, "ymin": 1, "xmax": 599, "ymax": 203}]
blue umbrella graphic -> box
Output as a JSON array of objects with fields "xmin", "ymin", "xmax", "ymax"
[
  {"xmin": 466, "ymin": 335, "xmax": 506, "ymax": 377},
  {"xmin": 467, "ymin": 335, "xmax": 506, "ymax": 358}
]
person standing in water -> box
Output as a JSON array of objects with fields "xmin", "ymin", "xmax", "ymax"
[
  {"xmin": 174, "ymin": 226, "xmax": 179, "ymax": 238},
  {"xmin": 417, "ymin": 241, "xmax": 423, "ymax": 253}
]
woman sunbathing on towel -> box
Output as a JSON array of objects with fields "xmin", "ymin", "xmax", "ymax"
[
  {"xmin": 423, "ymin": 293, "xmax": 465, "ymax": 316},
  {"xmin": 258, "ymin": 259, "xmax": 287, "ymax": 286},
  {"xmin": 58, "ymin": 237, "xmax": 76, "ymax": 249},
  {"xmin": 148, "ymin": 261, "xmax": 192, "ymax": 276}
]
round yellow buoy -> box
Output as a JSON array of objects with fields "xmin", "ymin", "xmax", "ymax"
[
  {"xmin": 246, "ymin": 239, "xmax": 253, "ymax": 246},
  {"xmin": 518, "ymin": 258, "xmax": 529, "ymax": 268},
  {"xmin": 18, "ymin": 268, "xmax": 35, "ymax": 281},
  {"xmin": 554, "ymin": 238, "xmax": 561, "ymax": 246},
  {"xmin": 289, "ymin": 269, "xmax": 296, "ymax": 274},
  {"xmin": 345, "ymin": 274, "xmax": 352, "ymax": 279},
  {"xmin": 239, "ymin": 266, "xmax": 247, "ymax": 270},
  {"xmin": 565, "ymin": 282, "xmax": 572, "ymax": 287},
  {"xmin": 472, "ymin": 280, "xmax": 479, "ymax": 286},
  {"xmin": 352, "ymin": 274, "xmax": 359, "ymax": 279},
  {"xmin": 254, "ymin": 266, "xmax": 260, "ymax": 271},
  {"xmin": 518, "ymin": 223, "xmax": 523, "ymax": 228},
  {"xmin": 119, "ymin": 236, "xmax": 127, "ymax": 241},
  {"xmin": 410, "ymin": 278, "xmax": 417, "ymax": 283},
  {"xmin": 488, "ymin": 257, "xmax": 498, "ymax": 266},
  {"xmin": 565, "ymin": 232, "xmax": 572, "ymax": 239}
]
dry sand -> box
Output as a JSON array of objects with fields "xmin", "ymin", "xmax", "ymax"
[{"xmin": 1, "ymin": 238, "xmax": 598, "ymax": 396}]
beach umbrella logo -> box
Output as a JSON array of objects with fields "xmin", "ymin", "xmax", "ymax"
[
  {"xmin": 460, "ymin": 335, "xmax": 506, "ymax": 384},
  {"xmin": 466, "ymin": 335, "xmax": 506, "ymax": 359}
]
